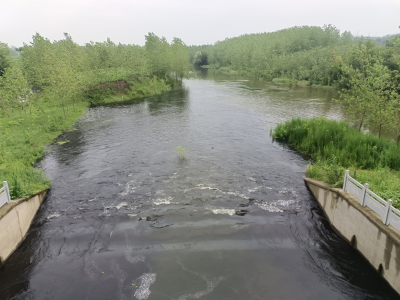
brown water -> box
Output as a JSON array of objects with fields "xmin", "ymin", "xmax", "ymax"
[{"xmin": 0, "ymin": 70, "xmax": 398, "ymax": 299}]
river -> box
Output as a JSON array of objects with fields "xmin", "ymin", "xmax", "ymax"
[{"xmin": 0, "ymin": 71, "xmax": 398, "ymax": 299}]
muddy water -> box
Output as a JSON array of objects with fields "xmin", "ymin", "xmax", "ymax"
[{"xmin": 0, "ymin": 72, "xmax": 398, "ymax": 299}]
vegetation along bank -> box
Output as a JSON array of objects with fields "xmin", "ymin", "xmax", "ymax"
[
  {"xmin": 268, "ymin": 27, "xmax": 400, "ymax": 209},
  {"xmin": 188, "ymin": 25, "xmax": 400, "ymax": 89},
  {"xmin": 0, "ymin": 33, "xmax": 190, "ymax": 199},
  {"xmin": 271, "ymin": 118, "xmax": 400, "ymax": 209}
]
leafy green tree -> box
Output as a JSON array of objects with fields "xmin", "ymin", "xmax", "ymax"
[
  {"xmin": 0, "ymin": 42, "xmax": 11, "ymax": 77},
  {"xmin": 171, "ymin": 38, "xmax": 190, "ymax": 80},
  {"xmin": 366, "ymin": 62, "xmax": 393, "ymax": 137},
  {"xmin": 338, "ymin": 44, "xmax": 377, "ymax": 130},
  {"xmin": 193, "ymin": 51, "xmax": 208, "ymax": 69},
  {"xmin": 145, "ymin": 33, "xmax": 171, "ymax": 77},
  {"xmin": 0, "ymin": 62, "xmax": 30, "ymax": 117}
]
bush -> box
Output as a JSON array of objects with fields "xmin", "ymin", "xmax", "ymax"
[{"xmin": 272, "ymin": 117, "xmax": 400, "ymax": 170}]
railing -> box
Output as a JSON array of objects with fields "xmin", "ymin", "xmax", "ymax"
[
  {"xmin": 343, "ymin": 170, "xmax": 400, "ymax": 231},
  {"xmin": 0, "ymin": 181, "xmax": 11, "ymax": 209}
]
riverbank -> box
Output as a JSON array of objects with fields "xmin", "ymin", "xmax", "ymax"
[
  {"xmin": 0, "ymin": 189, "xmax": 48, "ymax": 266},
  {"xmin": 271, "ymin": 117, "xmax": 400, "ymax": 209},
  {"xmin": 304, "ymin": 177, "xmax": 400, "ymax": 296},
  {"xmin": 0, "ymin": 75, "xmax": 173, "ymax": 199},
  {"xmin": 202, "ymin": 66, "xmax": 337, "ymax": 89}
]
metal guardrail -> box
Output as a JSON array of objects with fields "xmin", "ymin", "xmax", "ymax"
[
  {"xmin": 0, "ymin": 181, "xmax": 11, "ymax": 208},
  {"xmin": 343, "ymin": 170, "xmax": 400, "ymax": 231}
]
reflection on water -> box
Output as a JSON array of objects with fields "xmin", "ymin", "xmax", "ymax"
[{"xmin": 0, "ymin": 73, "xmax": 398, "ymax": 299}]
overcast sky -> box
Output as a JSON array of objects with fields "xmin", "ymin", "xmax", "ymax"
[{"xmin": 1, "ymin": 0, "xmax": 399, "ymax": 47}]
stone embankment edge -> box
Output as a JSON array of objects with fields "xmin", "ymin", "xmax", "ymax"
[
  {"xmin": 0, "ymin": 189, "xmax": 49, "ymax": 267},
  {"xmin": 304, "ymin": 177, "xmax": 400, "ymax": 295}
]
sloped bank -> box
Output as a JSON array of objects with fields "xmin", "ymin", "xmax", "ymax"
[
  {"xmin": 304, "ymin": 177, "xmax": 400, "ymax": 295},
  {"xmin": 0, "ymin": 189, "xmax": 48, "ymax": 266}
]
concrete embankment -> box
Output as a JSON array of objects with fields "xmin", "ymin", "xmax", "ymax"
[
  {"xmin": 304, "ymin": 177, "xmax": 400, "ymax": 295},
  {"xmin": 0, "ymin": 189, "xmax": 48, "ymax": 266}
]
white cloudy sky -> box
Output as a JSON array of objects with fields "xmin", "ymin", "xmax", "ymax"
[{"xmin": 1, "ymin": 0, "xmax": 399, "ymax": 47}]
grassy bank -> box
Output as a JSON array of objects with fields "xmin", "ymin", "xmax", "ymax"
[
  {"xmin": 271, "ymin": 117, "xmax": 400, "ymax": 208},
  {"xmin": 0, "ymin": 76, "xmax": 172, "ymax": 199}
]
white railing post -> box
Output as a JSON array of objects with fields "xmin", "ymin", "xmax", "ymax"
[
  {"xmin": 360, "ymin": 183, "xmax": 369, "ymax": 207},
  {"xmin": 343, "ymin": 170, "xmax": 349, "ymax": 191},
  {"xmin": 3, "ymin": 181, "xmax": 11, "ymax": 204},
  {"xmin": 383, "ymin": 199, "xmax": 392, "ymax": 225}
]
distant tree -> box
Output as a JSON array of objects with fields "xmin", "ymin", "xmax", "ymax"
[
  {"xmin": 338, "ymin": 44, "xmax": 376, "ymax": 131},
  {"xmin": 366, "ymin": 62, "xmax": 393, "ymax": 137},
  {"xmin": 193, "ymin": 51, "xmax": 208, "ymax": 69},
  {"xmin": 0, "ymin": 42, "xmax": 11, "ymax": 77},
  {"xmin": 0, "ymin": 62, "xmax": 30, "ymax": 117},
  {"xmin": 145, "ymin": 33, "xmax": 171, "ymax": 77},
  {"xmin": 171, "ymin": 37, "xmax": 190, "ymax": 81}
]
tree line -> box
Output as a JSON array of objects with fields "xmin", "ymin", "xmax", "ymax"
[
  {"xmin": 188, "ymin": 25, "xmax": 399, "ymax": 86},
  {"xmin": 0, "ymin": 32, "xmax": 190, "ymax": 118}
]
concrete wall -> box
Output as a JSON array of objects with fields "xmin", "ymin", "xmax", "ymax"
[
  {"xmin": 305, "ymin": 177, "xmax": 400, "ymax": 295},
  {"xmin": 0, "ymin": 189, "xmax": 48, "ymax": 266}
]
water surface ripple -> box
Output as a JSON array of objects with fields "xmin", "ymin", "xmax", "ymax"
[{"xmin": 0, "ymin": 74, "xmax": 398, "ymax": 299}]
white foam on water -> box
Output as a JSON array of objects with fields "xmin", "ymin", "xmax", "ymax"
[
  {"xmin": 225, "ymin": 191, "xmax": 249, "ymax": 199},
  {"xmin": 255, "ymin": 202, "xmax": 283, "ymax": 212},
  {"xmin": 176, "ymin": 261, "xmax": 223, "ymax": 300},
  {"xmin": 211, "ymin": 209, "xmax": 235, "ymax": 216},
  {"xmin": 276, "ymin": 200, "xmax": 297, "ymax": 207},
  {"xmin": 128, "ymin": 214, "xmax": 137, "ymax": 217},
  {"xmin": 121, "ymin": 180, "xmax": 139, "ymax": 196},
  {"xmin": 196, "ymin": 184, "xmax": 220, "ymax": 191},
  {"xmin": 47, "ymin": 212, "xmax": 61, "ymax": 220},
  {"xmin": 256, "ymin": 200, "xmax": 298, "ymax": 212},
  {"xmin": 103, "ymin": 202, "xmax": 128, "ymax": 211},
  {"xmin": 115, "ymin": 202, "xmax": 127, "ymax": 209},
  {"xmin": 134, "ymin": 273, "xmax": 156, "ymax": 300},
  {"xmin": 125, "ymin": 251, "xmax": 145, "ymax": 264},
  {"xmin": 153, "ymin": 197, "xmax": 172, "ymax": 205},
  {"xmin": 177, "ymin": 277, "xmax": 223, "ymax": 300}
]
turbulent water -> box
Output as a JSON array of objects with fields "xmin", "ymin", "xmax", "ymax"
[{"xmin": 0, "ymin": 71, "xmax": 398, "ymax": 299}]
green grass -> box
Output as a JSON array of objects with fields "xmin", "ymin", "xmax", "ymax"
[
  {"xmin": 307, "ymin": 163, "xmax": 400, "ymax": 208},
  {"xmin": 271, "ymin": 117, "xmax": 400, "ymax": 209},
  {"xmin": 0, "ymin": 76, "xmax": 173, "ymax": 199}
]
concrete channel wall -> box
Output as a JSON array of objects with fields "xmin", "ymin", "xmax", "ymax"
[
  {"xmin": 0, "ymin": 189, "xmax": 48, "ymax": 266},
  {"xmin": 304, "ymin": 177, "xmax": 400, "ymax": 295}
]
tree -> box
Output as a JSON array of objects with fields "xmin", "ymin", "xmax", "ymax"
[
  {"xmin": 366, "ymin": 62, "xmax": 393, "ymax": 137},
  {"xmin": 338, "ymin": 44, "xmax": 376, "ymax": 131},
  {"xmin": 193, "ymin": 51, "xmax": 208, "ymax": 69},
  {"xmin": 145, "ymin": 33, "xmax": 171, "ymax": 77},
  {"xmin": 0, "ymin": 42, "xmax": 11, "ymax": 77},
  {"xmin": 0, "ymin": 62, "xmax": 31, "ymax": 117},
  {"xmin": 171, "ymin": 38, "xmax": 190, "ymax": 81}
]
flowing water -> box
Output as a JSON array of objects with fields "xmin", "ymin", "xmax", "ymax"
[{"xmin": 1, "ymin": 71, "xmax": 398, "ymax": 299}]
